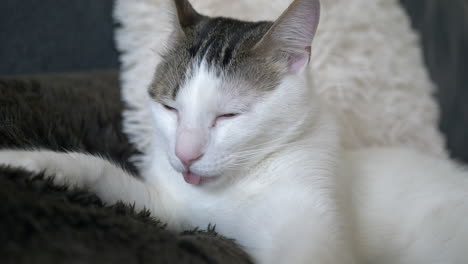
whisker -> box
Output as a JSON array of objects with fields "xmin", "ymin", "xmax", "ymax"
[
  {"xmin": 231, "ymin": 140, "xmax": 306, "ymax": 158},
  {"xmin": 234, "ymin": 130, "xmax": 303, "ymax": 153},
  {"xmin": 227, "ymin": 141, "xmax": 315, "ymax": 167}
]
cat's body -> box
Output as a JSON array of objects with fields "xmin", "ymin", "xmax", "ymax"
[
  {"xmin": 2, "ymin": 129, "xmax": 467, "ymax": 263},
  {"xmin": 1, "ymin": 0, "xmax": 467, "ymax": 263},
  {"xmin": 343, "ymin": 148, "xmax": 468, "ymax": 264}
]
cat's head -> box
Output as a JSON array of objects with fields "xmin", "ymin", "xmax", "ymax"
[{"xmin": 149, "ymin": 0, "xmax": 320, "ymax": 186}]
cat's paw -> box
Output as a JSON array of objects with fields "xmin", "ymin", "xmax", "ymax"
[
  {"xmin": 0, "ymin": 150, "xmax": 67, "ymax": 185},
  {"xmin": 0, "ymin": 150, "xmax": 44, "ymax": 175}
]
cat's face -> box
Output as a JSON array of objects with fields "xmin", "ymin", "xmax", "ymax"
[{"xmin": 148, "ymin": 0, "xmax": 320, "ymax": 186}]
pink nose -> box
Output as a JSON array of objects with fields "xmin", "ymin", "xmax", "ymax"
[
  {"xmin": 176, "ymin": 148, "xmax": 203, "ymax": 168},
  {"xmin": 175, "ymin": 128, "xmax": 205, "ymax": 168}
]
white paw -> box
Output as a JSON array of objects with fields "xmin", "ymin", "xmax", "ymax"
[
  {"xmin": 0, "ymin": 150, "xmax": 68, "ymax": 185},
  {"xmin": 0, "ymin": 150, "xmax": 100, "ymax": 190},
  {"xmin": 0, "ymin": 150, "xmax": 43, "ymax": 175}
]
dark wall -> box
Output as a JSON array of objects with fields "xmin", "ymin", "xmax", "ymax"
[
  {"xmin": 400, "ymin": 0, "xmax": 468, "ymax": 162},
  {"xmin": 0, "ymin": 0, "xmax": 118, "ymax": 75}
]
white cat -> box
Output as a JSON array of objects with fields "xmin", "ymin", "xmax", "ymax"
[{"xmin": 1, "ymin": 0, "xmax": 467, "ymax": 263}]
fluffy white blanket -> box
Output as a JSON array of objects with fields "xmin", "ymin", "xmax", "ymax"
[{"xmin": 114, "ymin": 0, "xmax": 446, "ymax": 169}]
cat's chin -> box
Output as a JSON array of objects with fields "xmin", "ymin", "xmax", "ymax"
[{"xmin": 183, "ymin": 171, "xmax": 219, "ymax": 186}]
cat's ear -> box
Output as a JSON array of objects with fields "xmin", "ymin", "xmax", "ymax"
[
  {"xmin": 172, "ymin": 0, "xmax": 203, "ymax": 34},
  {"xmin": 254, "ymin": 0, "xmax": 320, "ymax": 74},
  {"xmin": 162, "ymin": 0, "xmax": 202, "ymax": 49}
]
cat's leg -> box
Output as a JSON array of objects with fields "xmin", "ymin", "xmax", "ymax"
[{"xmin": 0, "ymin": 150, "xmax": 162, "ymax": 217}]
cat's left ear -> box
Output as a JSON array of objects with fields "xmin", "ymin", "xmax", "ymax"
[
  {"xmin": 172, "ymin": 0, "xmax": 203, "ymax": 35},
  {"xmin": 253, "ymin": 0, "xmax": 320, "ymax": 74},
  {"xmin": 163, "ymin": 0, "xmax": 203, "ymax": 49}
]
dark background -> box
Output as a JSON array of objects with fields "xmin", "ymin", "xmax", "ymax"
[
  {"xmin": 0, "ymin": 0, "xmax": 467, "ymax": 162},
  {"xmin": 0, "ymin": 0, "xmax": 118, "ymax": 74}
]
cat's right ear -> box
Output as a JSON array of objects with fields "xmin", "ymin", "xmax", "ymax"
[
  {"xmin": 171, "ymin": 0, "xmax": 202, "ymax": 36},
  {"xmin": 253, "ymin": 0, "xmax": 320, "ymax": 74}
]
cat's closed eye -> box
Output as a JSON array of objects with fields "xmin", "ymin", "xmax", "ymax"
[
  {"xmin": 218, "ymin": 113, "xmax": 239, "ymax": 119},
  {"xmin": 213, "ymin": 113, "xmax": 240, "ymax": 127},
  {"xmin": 162, "ymin": 104, "xmax": 177, "ymax": 112}
]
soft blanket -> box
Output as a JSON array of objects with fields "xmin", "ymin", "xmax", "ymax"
[{"xmin": 0, "ymin": 71, "xmax": 252, "ymax": 264}]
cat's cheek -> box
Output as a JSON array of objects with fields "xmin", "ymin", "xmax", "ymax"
[
  {"xmin": 150, "ymin": 109, "xmax": 178, "ymax": 153},
  {"xmin": 210, "ymin": 123, "xmax": 233, "ymax": 147}
]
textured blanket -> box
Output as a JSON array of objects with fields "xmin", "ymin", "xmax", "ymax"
[{"xmin": 0, "ymin": 71, "xmax": 252, "ymax": 264}]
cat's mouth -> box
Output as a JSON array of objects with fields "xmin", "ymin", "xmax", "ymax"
[{"xmin": 183, "ymin": 171, "xmax": 218, "ymax": 185}]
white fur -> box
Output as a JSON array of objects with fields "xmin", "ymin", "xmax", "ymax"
[
  {"xmin": 342, "ymin": 148, "xmax": 468, "ymax": 264},
  {"xmin": 114, "ymin": 0, "xmax": 446, "ymax": 171},
  {"xmin": 1, "ymin": 62, "xmax": 467, "ymax": 263}
]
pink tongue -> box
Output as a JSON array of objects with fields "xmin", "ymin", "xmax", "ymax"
[{"xmin": 183, "ymin": 172, "xmax": 201, "ymax": 185}]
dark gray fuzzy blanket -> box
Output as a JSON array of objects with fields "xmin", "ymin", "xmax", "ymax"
[{"xmin": 0, "ymin": 71, "xmax": 252, "ymax": 264}]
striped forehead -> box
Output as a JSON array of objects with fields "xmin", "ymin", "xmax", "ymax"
[
  {"xmin": 188, "ymin": 18, "xmax": 271, "ymax": 68},
  {"xmin": 149, "ymin": 17, "xmax": 280, "ymax": 103}
]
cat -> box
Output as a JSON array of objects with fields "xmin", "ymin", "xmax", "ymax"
[{"xmin": 1, "ymin": 0, "xmax": 467, "ymax": 263}]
